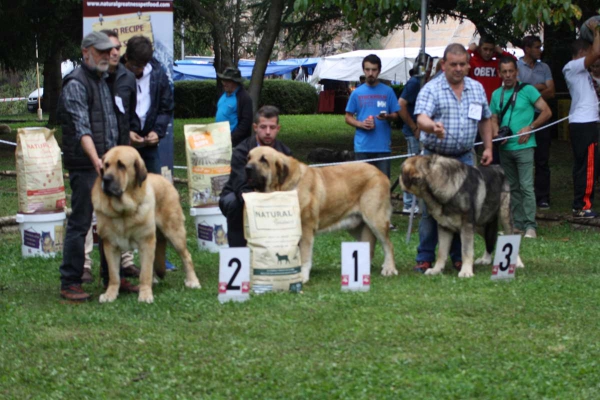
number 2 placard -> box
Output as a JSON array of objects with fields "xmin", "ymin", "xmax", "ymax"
[
  {"xmin": 218, "ymin": 248, "xmax": 250, "ymax": 303},
  {"xmin": 491, "ymin": 235, "xmax": 521, "ymax": 281},
  {"xmin": 341, "ymin": 242, "xmax": 370, "ymax": 292}
]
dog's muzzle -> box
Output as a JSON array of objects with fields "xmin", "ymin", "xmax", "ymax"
[
  {"xmin": 245, "ymin": 164, "xmax": 266, "ymax": 192},
  {"xmin": 102, "ymin": 175, "xmax": 123, "ymax": 197}
]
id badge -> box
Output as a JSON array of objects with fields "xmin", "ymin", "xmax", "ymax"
[
  {"xmin": 114, "ymin": 96, "xmax": 125, "ymax": 114},
  {"xmin": 468, "ymin": 103, "xmax": 482, "ymax": 121}
]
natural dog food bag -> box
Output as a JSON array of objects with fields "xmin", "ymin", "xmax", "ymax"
[
  {"xmin": 16, "ymin": 127, "xmax": 66, "ymax": 213},
  {"xmin": 185, "ymin": 122, "xmax": 232, "ymax": 207},
  {"xmin": 243, "ymin": 190, "xmax": 303, "ymax": 293}
]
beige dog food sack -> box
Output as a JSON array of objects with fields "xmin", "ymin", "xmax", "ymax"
[
  {"xmin": 243, "ymin": 190, "xmax": 303, "ymax": 293},
  {"xmin": 185, "ymin": 122, "xmax": 232, "ymax": 207},
  {"xmin": 16, "ymin": 127, "xmax": 66, "ymax": 213}
]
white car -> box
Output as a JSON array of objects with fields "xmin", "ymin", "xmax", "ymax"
[{"xmin": 27, "ymin": 60, "xmax": 75, "ymax": 113}]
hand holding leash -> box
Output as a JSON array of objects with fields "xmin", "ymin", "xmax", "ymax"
[{"xmin": 432, "ymin": 121, "xmax": 445, "ymax": 139}]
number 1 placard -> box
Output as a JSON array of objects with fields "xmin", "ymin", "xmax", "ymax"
[
  {"xmin": 218, "ymin": 248, "xmax": 250, "ymax": 303},
  {"xmin": 341, "ymin": 242, "xmax": 370, "ymax": 292},
  {"xmin": 491, "ymin": 235, "xmax": 521, "ymax": 281}
]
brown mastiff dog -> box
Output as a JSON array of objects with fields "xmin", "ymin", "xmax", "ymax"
[
  {"xmin": 245, "ymin": 146, "xmax": 398, "ymax": 282},
  {"xmin": 92, "ymin": 146, "xmax": 201, "ymax": 303}
]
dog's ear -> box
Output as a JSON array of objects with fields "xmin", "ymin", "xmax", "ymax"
[
  {"xmin": 134, "ymin": 158, "xmax": 148, "ymax": 187},
  {"xmin": 275, "ymin": 159, "xmax": 289, "ymax": 187}
]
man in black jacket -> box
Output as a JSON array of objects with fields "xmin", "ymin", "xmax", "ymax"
[
  {"xmin": 57, "ymin": 31, "xmax": 125, "ymax": 301},
  {"xmin": 215, "ymin": 67, "xmax": 253, "ymax": 147},
  {"xmin": 219, "ymin": 105, "xmax": 291, "ymax": 247},
  {"xmin": 124, "ymin": 35, "xmax": 174, "ymax": 174}
]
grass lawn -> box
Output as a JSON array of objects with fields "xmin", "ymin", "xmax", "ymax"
[{"xmin": 1, "ymin": 114, "xmax": 599, "ymax": 398}]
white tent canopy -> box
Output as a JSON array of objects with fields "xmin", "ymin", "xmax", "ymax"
[{"xmin": 309, "ymin": 46, "xmax": 524, "ymax": 85}]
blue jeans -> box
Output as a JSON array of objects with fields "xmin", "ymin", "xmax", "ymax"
[
  {"xmin": 355, "ymin": 152, "xmax": 391, "ymax": 179},
  {"xmin": 416, "ymin": 149, "xmax": 474, "ymax": 263},
  {"xmin": 60, "ymin": 169, "xmax": 97, "ymax": 288},
  {"xmin": 137, "ymin": 145, "xmax": 161, "ymax": 174},
  {"xmin": 402, "ymin": 136, "xmax": 420, "ymax": 207}
]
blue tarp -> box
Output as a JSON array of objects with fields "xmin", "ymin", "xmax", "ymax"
[{"xmin": 173, "ymin": 58, "xmax": 320, "ymax": 81}]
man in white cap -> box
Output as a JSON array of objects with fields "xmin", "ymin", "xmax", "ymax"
[{"xmin": 57, "ymin": 31, "xmax": 136, "ymax": 301}]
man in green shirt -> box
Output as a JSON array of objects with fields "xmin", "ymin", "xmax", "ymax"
[{"xmin": 490, "ymin": 57, "xmax": 552, "ymax": 239}]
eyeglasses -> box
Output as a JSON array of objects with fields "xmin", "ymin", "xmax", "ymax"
[{"xmin": 113, "ymin": 46, "xmax": 122, "ymax": 51}]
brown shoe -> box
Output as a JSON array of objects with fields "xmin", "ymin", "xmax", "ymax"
[
  {"xmin": 105, "ymin": 278, "xmax": 139, "ymax": 294},
  {"xmin": 60, "ymin": 284, "xmax": 91, "ymax": 302},
  {"xmin": 81, "ymin": 268, "xmax": 93, "ymax": 284},
  {"xmin": 453, "ymin": 261, "xmax": 462, "ymax": 272},
  {"xmin": 121, "ymin": 264, "xmax": 141, "ymax": 278},
  {"xmin": 413, "ymin": 261, "xmax": 432, "ymax": 273}
]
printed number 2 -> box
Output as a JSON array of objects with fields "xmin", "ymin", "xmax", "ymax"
[
  {"xmin": 352, "ymin": 250, "xmax": 358, "ymax": 282},
  {"xmin": 499, "ymin": 243, "xmax": 513, "ymax": 271},
  {"xmin": 227, "ymin": 258, "xmax": 242, "ymax": 290}
]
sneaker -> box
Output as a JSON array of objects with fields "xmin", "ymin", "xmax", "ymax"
[
  {"xmin": 402, "ymin": 205, "xmax": 420, "ymax": 214},
  {"xmin": 165, "ymin": 260, "xmax": 177, "ymax": 271},
  {"xmin": 81, "ymin": 268, "xmax": 93, "ymax": 284},
  {"xmin": 524, "ymin": 228, "xmax": 537, "ymax": 238},
  {"xmin": 413, "ymin": 261, "xmax": 431, "ymax": 273},
  {"xmin": 389, "ymin": 223, "xmax": 398, "ymax": 231},
  {"xmin": 537, "ymin": 202, "xmax": 550, "ymax": 210},
  {"xmin": 121, "ymin": 264, "xmax": 141, "ymax": 278},
  {"xmin": 60, "ymin": 284, "xmax": 91, "ymax": 302},
  {"xmin": 572, "ymin": 209, "xmax": 598, "ymax": 218},
  {"xmin": 453, "ymin": 261, "xmax": 462, "ymax": 272},
  {"xmin": 104, "ymin": 278, "xmax": 139, "ymax": 293}
]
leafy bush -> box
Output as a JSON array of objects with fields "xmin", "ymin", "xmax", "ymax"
[
  {"xmin": 174, "ymin": 79, "xmax": 318, "ymax": 118},
  {"xmin": 390, "ymin": 84, "xmax": 404, "ymax": 99}
]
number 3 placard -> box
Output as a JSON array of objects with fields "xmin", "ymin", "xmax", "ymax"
[
  {"xmin": 341, "ymin": 242, "xmax": 370, "ymax": 292},
  {"xmin": 491, "ymin": 235, "xmax": 521, "ymax": 281},
  {"xmin": 218, "ymin": 248, "xmax": 250, "ymax": 303}
]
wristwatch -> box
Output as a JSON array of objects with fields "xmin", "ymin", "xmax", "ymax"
[{"xmin": 529, "ymin": 124, "xmax": 535, "ymax": 130}]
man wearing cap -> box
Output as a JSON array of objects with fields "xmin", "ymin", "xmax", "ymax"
[
  {"xmin": 215, "ymin": 67, "xmax": 253, "ymax": 147},
  {"xmin": 57, "ymin": 31, "xmax": 131, "ymax": 301}
]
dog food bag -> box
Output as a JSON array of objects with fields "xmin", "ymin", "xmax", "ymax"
[
  {"xmin": 185, "ymin": 122, "xmax": 232, "ymax": 207},
  {"xmin": 243, "ymin": 190, "xmax": 303, "ymax": 293},
  {"xmin": 16, "ymin": 127, "xmax": 66, "ymax": 213}
]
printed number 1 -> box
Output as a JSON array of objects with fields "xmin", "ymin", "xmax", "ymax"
[
  {"xmin": 227, "ymin": 258, "xmax": 241, "ymax": 290},
  {"xmin": 498, "ymin": 243, "xmax": 513, "ymax": 272},
  {"xmin": 352, "ymin": 250, "xmax": 358, "ymax": 282}
]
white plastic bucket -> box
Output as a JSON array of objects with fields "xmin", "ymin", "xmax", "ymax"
[
  {"xmin": 190, "ymin": 207, "xmax": 228, "ymax": 252},
  {"xmin": 16, "ymin": 211, "xmax": 66, "ymax": 257}
]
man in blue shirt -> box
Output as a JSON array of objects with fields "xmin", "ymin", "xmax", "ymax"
[
  {"xmin": 413, "ymin": 43, "xmax": 493, "ymax": 274},
  {"xmin": 215, "ymin": 67, "xmax": 253, "ymax": 147},
  {"xmin": 345, "ymin": 54, "xmax": 400, "ymax": 178}
]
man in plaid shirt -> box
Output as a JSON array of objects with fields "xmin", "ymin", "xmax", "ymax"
[{"xmin": 412, "ymin": 43, "xmax": 494, "ymax": 274}]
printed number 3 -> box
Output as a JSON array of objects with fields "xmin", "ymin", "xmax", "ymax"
[
  {"xmin": 499, "ymin": 243, "xmax": 513, "ymax": 272},
  {"xmin": 227, "ymin": 258, "xmax": 242, "ymax": 290}
]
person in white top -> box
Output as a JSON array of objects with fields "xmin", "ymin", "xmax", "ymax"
[{"xmin": 563, "ymin": 18, "xmax": 600, "ymax": 218}]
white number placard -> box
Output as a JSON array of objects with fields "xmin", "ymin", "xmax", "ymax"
[
  {"xmin": 218, "ymin": 248, "xmax": 250, "ymax": 303},
  {"xmin": 341, "ymin": 242, "xmax": 371, "ymax": 292},
  {"xmin": 491, "ymin": 235, "xmax": 521, "ymax": 281}
]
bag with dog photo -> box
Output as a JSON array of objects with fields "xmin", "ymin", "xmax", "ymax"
[
  {"xmin": 243, "ymin": 190, "xmax": 303, "ymax": 293},
  {"xmin": 185, "ymin": 122, "xmax": 232, "ymax": 207},
  {"xmin": 16, "ymin": 127, "xmax": 66, "ymax": 213}
]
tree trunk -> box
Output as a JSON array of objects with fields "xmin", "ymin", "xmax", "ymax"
[
  {"xmin": 248, "ymin": 0, "xmax": 285, "ymax": 114},
  {"xmin": 43, "ymin": 50, "xmax": 62, "ymax": 125}
]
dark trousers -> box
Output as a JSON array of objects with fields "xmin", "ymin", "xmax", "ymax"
[
  {"xmin": 137, "ymin": 145, "xmax": 161, "ymax": 174},
  {"xmin": 59, "ymin": 169, "xmax": 97, "ymax": 288},
  {"xmin": 570, "ymin": 122, "xmax": 598, "ymax": 210},
  {"xmin": 355, "ymin": 152, "xmax": 391, "ymax": 178},
  {"xmin": 534, "ymin": 126, "xmax": 551, "ymax": 204},
  {"xmin": 219, "ymin": 192, "xmax": 247, "ymax": 247}
]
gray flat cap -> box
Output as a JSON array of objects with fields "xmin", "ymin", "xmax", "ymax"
[{"xmin": 81, "ymin": 31, "xmax": 116, "ymax": 51}]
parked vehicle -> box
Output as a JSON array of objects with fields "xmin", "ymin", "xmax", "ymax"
[{"xmin": 27, "ymin": 60, "xmax": 75, "ymax": 113}]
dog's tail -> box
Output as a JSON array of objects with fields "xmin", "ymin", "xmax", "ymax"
[{"xmin": 154, "ymin": 231, "xmax": 167, "ymax": 279}]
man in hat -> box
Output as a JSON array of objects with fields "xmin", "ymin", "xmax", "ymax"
[
  {"xmin": 57, "ymin": 31, "xmax": 133, "ymax": 301},
  {"xmin": 215, "ymin": 67, "xmax": 253, "ymax": 147}
]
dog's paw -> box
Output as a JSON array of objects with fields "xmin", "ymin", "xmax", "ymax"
[
  {"xmin": 474, "ymin": 253, "xmax": 492, "ymax": 265},
  {"xmin": 424, "ymin": 269, "xmax": 442, "ymax": 276},
  {"xmin": 138, "ymin": 289, "xmax": 154, "ymax": 304},
  {"xmin": 381, "ymin": 266, "xmax": 398, "ymax": 276},
  {"xmin": 99, "ymin": 291, "xmax": 117, "ymax": 303},
  {"xmin": 185, "ymin": 279, "xmax": 201, "ymax": 289},
  {"xmin": 516, "ymin": 256, "xmax": 525, "ymax": 269},
  {"xmin": 458, "ymin": 270, "xmax": 474, "ymax": 278}
]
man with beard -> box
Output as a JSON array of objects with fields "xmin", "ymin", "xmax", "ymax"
[
  {"xmin": 57, "ymin": 31, "xmax": 125, "ymax": 301},
  {"xmin": 413, "ymin": 43, "xmax": 493, "ymax": 273},
  {"xmin": 345, "ymin": 54, "xmax": 400, "ymax": 179},
  {"xmin": 219, "ymin": 106, "xmax": 291, "ymax": 247}
]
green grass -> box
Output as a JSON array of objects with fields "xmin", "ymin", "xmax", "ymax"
[{"xmin": 0, "ymin": 113, "xmax": 597, "ymax": 398}]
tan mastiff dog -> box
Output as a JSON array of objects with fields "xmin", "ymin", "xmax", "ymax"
[
  {"xmin": 92, "ymin": 146, "xmax": 201, "ymax": 303},
  {"xmin": 245, "ymin": 146, "xmax": 398, "ymax": 282}
]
